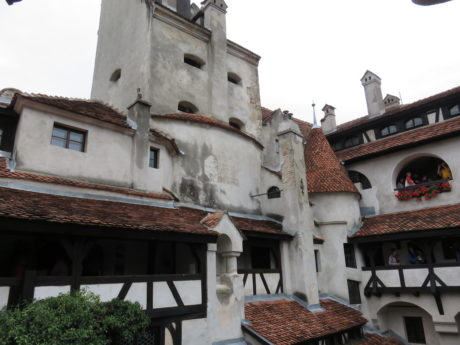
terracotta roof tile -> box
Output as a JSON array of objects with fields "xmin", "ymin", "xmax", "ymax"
[
  {"xmin": 201, "ymin": 212, "xmax": 224, "ymax": 228},
  {"xmin": 0, "ymin": 158, "xmax": 173, "ymax": 201},
  {"xmin": 262, "ymin": 107, "xmax": 275, "ymax": 124},
  {"xmin": 152, "ymin": 113, "xmax": 263, "ymax": 149},
  {"xmin": 336, "ymin": 117, "xmax": 460, "ymax": 163},
  {"xmin": 353, "ymin": 202, "xmax": 460, "ymax": 238},
  {"xmin": 150, "ymin": 128, "xmax": 181, "ymax": 154},
  {"xmin": 360, "ymin": 334, "xmax": 404, "ymax": 345},
  {"xmin": 244, "ymin": 298, "xmax": 367, "ymax": 345},
  {"xmin": 0, "ymin": 186, "xmax": 216, "ymax": 236},
  {"xmin": 231, "ymin": 216, "xmax": 290, "ymax": 238},
  {"xmin": 305, "ymin": 128, "xmax": 358, "ymax": 194},
  {"xmin": 332, "ymin": 85, "xmax": 460, "ymax": 135},
  {"xmin": 11, "ymin": 93, "xmax": 131, "ymax": 129}
]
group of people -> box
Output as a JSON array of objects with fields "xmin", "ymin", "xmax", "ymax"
[
  {"xmin": 388, "ymin": 246, "xmax": 426, "ymax": 266},
  {"xmin": 396, "ymin": 163, "xmax": 453, "ymax": 189}
]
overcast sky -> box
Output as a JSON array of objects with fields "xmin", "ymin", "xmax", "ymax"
[{"xmin": 1, "ymin": 0, "xmax": 459, "ymax": 124}]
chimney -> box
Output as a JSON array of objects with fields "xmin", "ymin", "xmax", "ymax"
[
  {"xmin": 361, "ymin": 70, "xmax": 385, "ymax": 116},
  {"xmin": 383, "ymin": 94, "xmax": 401, "ymax": 109},
  {"xmin": 321, "ymin": 104, "xmax": 337, "ymax": 133}
]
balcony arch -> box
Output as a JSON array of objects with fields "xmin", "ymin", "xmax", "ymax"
[
  {"xmin": 394, "ymin": 155, "xmax": 453, "ymax": 187},
  {"xmin": 348, "ymin": 170, "xmax": 372, "ymax": 190}
]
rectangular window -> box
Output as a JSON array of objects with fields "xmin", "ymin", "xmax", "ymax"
[
  {"xmin": 404, "ymin": 317, "xmax": 426, "ymax": 344},
  {"xmin": 347, "ymin": 280, "xmax": 361, "ymax": 304},
  {"xmin": 51, "ymin": 124, "xmax": 86, "ymax": 152},
  {"xmin": 314, "ymin": 249, "xmax": 320, "ymax": 272},
  {"xmin": 344, "ymin": 243, "xmax": 357, "ymax": 268},
  {"xmin": 251, "ymin": 246, "xmax": 271, "ymax": 269},
  {"xmin": 149, "ymin": 148, "xmax": 159, "ymax": 169}
]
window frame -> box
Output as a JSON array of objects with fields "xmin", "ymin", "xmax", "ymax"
[
  {"xmin": 380, "ymin": 124, "xmax": 398, "ymax": 137},
  {"xmin": 0, "ymin": 128, "xmax": 3, "ymax": 147},
  {"xmin": 404, "ymin": 316, "xmax": 426, "ymax": 344},
  {"xmin": 149, "ymin": 147, "xmax": 160, "ymax": 169},
  {"xmin": 50, "ymin": 124, "xmax": 86, "ymax": 152},
  {"xmin": 405, "ymin": 116, "xmax": 424, "ymax": 130},
  {"xmin": 344, "ymin": 243, "xmax": 357, "ymax": 268},
  {"xmin": 344, "ymin": 135, "xmax": 362, "ymax": 148},
  {"xmin": 347, "ymin": 280, "xmax": 361, "ymax": 304}
]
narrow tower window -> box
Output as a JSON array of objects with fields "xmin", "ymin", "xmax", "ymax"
[
  {"xmin": 149, "ymin": 147, "xmax": 160, "ymax": 169},
  {"xmin": 184, "ymin": 54, "xmax": 205, "ymax": 69},
  {"xmin": 229, "ymin": 117, "xmax": 244, "ymax": 130},
  {"xmin": 228, "ymin": 72, "xmax": 242, "ymax": 85},
  {"xmin": 178, "ymin": 101, "xmax": 198, "ymax": 114},
  {"xmin": 110, "ymin": 69, "xmax": 122, "ymax": 82}
]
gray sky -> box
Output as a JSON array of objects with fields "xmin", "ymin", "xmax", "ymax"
[{"xmin": 1, "ymin": 0, "xmax": 459, "ymax": 124}]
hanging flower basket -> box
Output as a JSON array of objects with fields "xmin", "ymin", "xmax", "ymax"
[{"xmin": 395, "ymin": 182, "xmax": 451, "ymax": 201}]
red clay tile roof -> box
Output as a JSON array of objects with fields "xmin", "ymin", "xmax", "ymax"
[
  {"xmin": 150, "ymin": 128, "xmax": 181, "ymax": 154},
  {"xmin": 262, "ymin": 107, "xmax": 276, "ymax": 125},
  {"xmin": 360, "ymin": 334, "xmax": 404, "ymax": 345},
  {"xmin": 305, "ymin": 128, "xmax": 358, "ymax": 194},
  {"xmin": 336, "ymin": 116, "xmax": 460, "ymax": 163},
  {"xmin": 353, "ymin": 202, "xmax": 460, "ymax": 238},
  {"xmin": 331, "ymin": 85, "xmax": 460, "ymax": 135},
  {"xmin": 201, "ymin": 212, "xmax": 225, "ymax": 228},
  {"xmin": 0, "ymin": 158, "xmax": 173, "ymax": 201},
  {"xmin": 231, "ymin": 216, "xmax": 290, "ymax": 238},
  {"xmin": 152, "ymin": 113, "xmax": 264, "ymax": 149},
  {"xmin": 11, "ymin": 93, "xmax": 131, "ymax": 129},
  {"xmin": 0, "ymin": 186, "xmax": 217, "ymax": 236},
  {"xmin": 244, "ymin": 298, "xmax": 366, "ymax": 345}
]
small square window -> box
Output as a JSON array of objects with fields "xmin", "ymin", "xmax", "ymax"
[
  {"xmin": 51, "ymin": 124, "xmax": 86, "ymax": 152},
  {"xmin": 404, "ymin": 317, "xmax": 426, "ymax": 344},
  {"xmin": 149, "ymin": 148, "xmax": 159, "ymax": 169},
  {"xmin": 347, "ymin": 280, "xmax": 361, "ymax": 304}
]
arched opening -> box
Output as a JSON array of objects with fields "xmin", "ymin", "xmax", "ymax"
[
  {"xmin": 267, "ymin": 186, "xmax": 281, "ymax": 199},
  {"xmin": 228, "ymin": 117, "xmax": 244, "ymax": 130},
  {"xmin": 183, "ymin": 54, "xmax": 205, "ymax": 69},
  {"xmin": 227, "ymin": 72, "xmax": 242, "ymax": 85},
  {"xmin": 377, "ymin": 302, "xmax": 438, "ymax": 345},
  {"xmin": 396, "ymin": 156, "xmax": 452, "ymax": 185},
  {"xmin": 216, "ymin": 234, "xmax": 232, "ymax": 276},
  {"xmin": 348, "ymin": 170, "xmax": 372, "ymax": 189},
  {"xmin": 178, "ymin": 101, "xmax": 198, "ymax": 114}
]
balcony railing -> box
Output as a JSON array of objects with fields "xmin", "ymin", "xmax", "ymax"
[{"xmin": 394, "ymin": 179, "xmax": 452, "ymax": 201}]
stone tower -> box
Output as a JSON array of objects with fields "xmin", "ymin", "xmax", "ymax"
[{"xmin": 91, "ymin": 0, "xmax": 262, "ymax": 137}]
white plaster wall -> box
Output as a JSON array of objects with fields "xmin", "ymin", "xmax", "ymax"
[
  {"xmin": 182, "ymin": 319, "xmax": 209, "ymax": 345},
  {"xmin": 125, "ymin": 282, "xmax": 147, "ymax": 309},
  {"xmin": 145, "ymin": 141, "xmax": 175, "ymax": 193},
  {"xmin": 346, "ymin": 136, "xmax": 460, "ymax": 215},
  {"xmin": 81, "ymin": 284, "xmax": 123, "ymax": 302},
  {"xmin": 153, "ymin": 119, "xmax": 262, "ymax": 212},
  {"xmin": 379, "ymin": 305, "xmax": 440, "ymax": 345},
  {"xmin": 259, "ymin": 168, "xmax": 283, "ymax": 218},
  {"xmin": 240, "ymin": 273, "xmax": 280, "ymax": 296},
  {"xmin": 34, "ymin": 286, "xmax": 71, "ymax": 300},
  {"xmin": 310, "ymin": 192, "xmax": 361, "ymax": 229},
  {"xmin": 14, "ymin": 108, "xmax": 133, "ymax": 187},
  {"xmin": 0, "ymin": 286, "xmax": 10, "ymax": 309},
  {"xmin": 226, "ymin": 52, "xmax": 261, "ymax": 137}
]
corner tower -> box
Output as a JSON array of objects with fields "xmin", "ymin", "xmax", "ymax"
[{"xmin": 91, "ymin": 0, "xmax": 262, "ymax": 136}]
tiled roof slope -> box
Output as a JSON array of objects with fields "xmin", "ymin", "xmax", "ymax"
[
  {"xmin": 336, "ymin": 116, "xmax": 460, "ymax": 162},
  {"xmin": 231, "ymin": 216, "xmax": 290, "ymax": 238},
  {"xmin": 305, "ymin": 127, "xmax": 358, "ymax": 194},
  {"xmin": 262, "ymin": 107, "xmax": 275, "ymax": 124},
  {"xmin": 332, "ymin": 85, "xmax": 460, "ymax": 135},
  {"xmin": 244, "ymin": 298, "xmax": 366, "ymax": 345},
  {"xmin": 360, "ymin": 334, "xmax": 404, "ymax": 345},
  {"xmin": 152, "ymin": 113, "xmax": 264, "ymax": 149},
  {"xmin": 353, "ymin": 202, "xmax": 460, "ymax": 238},
  {"xmin": 11, "ymin": 93, "xmax": 131, "ymax": 129},
  {"xmin": 0, "ymin": 158, "xmax": 173, "ymax": 201},
  {"xmin": 0, "ymin": 186, "xmax": 216, "ymax": 236}
]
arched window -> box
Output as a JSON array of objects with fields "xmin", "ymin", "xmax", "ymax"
[
  {"xmin": 229, "ymin": 117, "xmax": 244, "ymax": 130},
  {"xmin": 405, "ymin": 117, "xmax": 423, "ymax": 129},
  {"xmin": 396, "ymin": 156, "xmax": 453, "ymax": 187},
  {"xmin": 178, "ymin": 101, "xmax": 198, "ymax": 114},
  {"xmin": 184, "ymin": 54, "xmax": 205, "ymax": 69},
  {"xmin": 348, "ymin": 171, "xmax": 372, "ymax": 190},
  {"xmin": 227, "ymin": 72, "xmax": 242, "ymax": 85},
  {"xmin": 267, "ymin": 186, "xmax": 281, "ymax": 199},
  {"xmin": 110, "ymin": 68, "xmax": 121, "ymax": 82},
  {"xmin": 380, "ymin": 124, "xmax": 398, "ymax": 137}
]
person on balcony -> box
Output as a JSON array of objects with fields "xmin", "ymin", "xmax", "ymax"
[
  {"xmin": 408, "ymin": 246, "xmax": 420, "ymax": 264},
  {"xmin": 405, "ymin": 172, "xmax": 416, "ymax": 187},
  {"xmin": 438, "ymin": 163, "xmax": 452, "ymax": 180},
  {"xmin": 388, "ymin": 249, "xmax": 400, "ymax": 266},
  {"xmin": 397, "ymin": 178, "xmax": 405, "ymax": 189}
]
